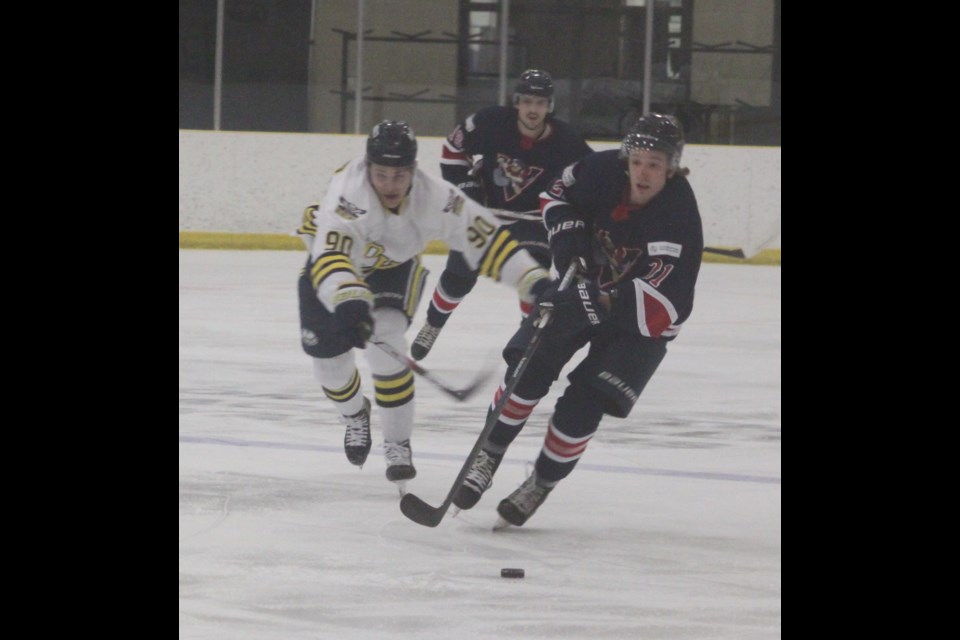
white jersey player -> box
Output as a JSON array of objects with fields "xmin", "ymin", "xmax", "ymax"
[{"xmin": 296, "ymin": 120, "xmax": 551, "ymax": 490}]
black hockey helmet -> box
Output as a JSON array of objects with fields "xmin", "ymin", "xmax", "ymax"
[
  {"xmin": 513, "ymin": 69, "xmax": 554, "ymax": 111},
  {"xmin": 620, "ymin": 113, "xmax": 685, "ymax": 169},
  {"xmin": 366, "ymin": 120, "xmax": 417, "ymax": 167}
]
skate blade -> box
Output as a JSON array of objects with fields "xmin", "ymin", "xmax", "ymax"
[
  {"xmin": 393, "ymin": 481, "xmax": 407, "ymax": 497},
  {"xmin": 492, "ymin": 516, "xmax": 512, "ymax": 531},
  {"xmin": 451, "ymin": 506, "xmax": 461, "ymax": 518}
]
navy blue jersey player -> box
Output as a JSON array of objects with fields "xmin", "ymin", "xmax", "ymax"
[
  {"xmin": 410, "ymin": 69, "xmax": 592, "ymax": 360},
  {"xmin": 453, "ymin": 114, "xmax": 704, "ymax": 527}
]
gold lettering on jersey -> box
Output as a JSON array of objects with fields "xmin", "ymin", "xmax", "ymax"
[
  {"xmin": 467, "ymin": 216, "xmax": 496, "ymax": 248},
  {"xmin": 363, "ymin": 243, "xmax": 402, "ymax": 271},
  {"xmin": 325, "ymin": 231, "xmax": 354, "ymax": 254}
]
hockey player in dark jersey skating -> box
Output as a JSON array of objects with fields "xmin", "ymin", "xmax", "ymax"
[
  {"xmin": 453, "ymin": 114, "xmax": 704, "ymax": 527},
  {"xmin": 410, "ymin": 69, "xmax": 593, "ymax": 360}
]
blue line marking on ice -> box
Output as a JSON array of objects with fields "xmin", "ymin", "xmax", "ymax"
[{"xmin": 180, "ymin": 434, "xmax": 780, "ymax": 485}]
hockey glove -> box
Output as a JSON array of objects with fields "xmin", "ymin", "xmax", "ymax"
[
  {"xmin": 547, "ymin": 217, "xmax": 592, "ymax": 275},
  {"xmin": 538, "ymin": 278, "xmax": 607, "ymax": 335},
  {"xmin": 333, "ymin": 283, "xmax": 374, "ymax": 349},
  {"xmin": 529, "ymin": 275, "xmax": 554, "ymax": 303},
  {"xmin": 515, "ymin": 268, "xmax": 554, "ymax": 318},
  {"xmin": 456, "ymin": 180, "xmax": 484, "ymax": 204}
]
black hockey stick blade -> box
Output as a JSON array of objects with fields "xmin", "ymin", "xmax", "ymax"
[
  {"xmin": 703, "ymin": 246, "xmax": 746, "ymax": 259},
  {"xmin": 399, "ymin": 492, "xmax": 447, "ymax": 527}
]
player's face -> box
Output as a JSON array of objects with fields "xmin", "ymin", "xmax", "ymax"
[
  {"xmin": 626, "ymin": 150, "xmax": 671, "ymax": 206},
  {"xmin": 516, "ymin": 95, "xmax": 551, "ymax": 133},
  {"xmin": 369, "ymin": 163, "xmax": 415, "ymax": 209}
]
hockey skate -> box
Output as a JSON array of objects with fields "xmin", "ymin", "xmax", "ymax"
[
  {"xmin": 410, "ymin": 322, "xmax": 442, "ymax": 361},
  {"xmin": 452, "ymin": 449, "xmax": 503, "ymax": 511},
  {"xmin": 494, "ymin": 472, "xmax": 553, "ymax": 528},
  {"xmin": 384, "ymin": 439, "xmax": 417, "ymax": 495},
  {"xmin": 341, "ymin": 397, "xmax": 372, "ymax": 467}
]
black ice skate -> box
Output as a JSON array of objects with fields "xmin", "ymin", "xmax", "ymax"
[
  {"xmin": 341, "ymin": 397, "xmax": 372, "ymax": 467},
  {"xmin": 384, "ymin": 439, "xmax": 417, "ymax": 494},
  {"xmin": 410, "ymin": 322, "xmax": 442, "ymax": 361},
  {"xmin": 495, "ymin": 472, "xmax": 553, "ymax": 528},
  {"xmin": 452, "ymin": 449, "xmax": 503, "ymax": 510}
]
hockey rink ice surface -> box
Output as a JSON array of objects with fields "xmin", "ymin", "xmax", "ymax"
[{"xmin": 179, "ymin": 250, "xmax": 781, "ymax": 639}]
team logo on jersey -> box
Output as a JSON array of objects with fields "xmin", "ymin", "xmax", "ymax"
[
  {"xmin": 492, "ymin": 154, "xmax": 544, "ymax": 202},
  {"xmin": 443, "ymin": 190, "xmax": 465, "ymax": 215},
  {"xmin": 335, "ymin": 197, "xmax": 367, "ymax": 220},
  {"xmin": 595, "ymin": 229, "xmax": 644, "ymax": 287},
  {"xmin": 301, "ymin": 328, "xmax": 319, "ymax": 347},
  {"xmin": 449, "ymin": 126, "xmax": 465, "ymax": 149}
]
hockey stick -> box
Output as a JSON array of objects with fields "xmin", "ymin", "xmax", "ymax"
[
  {"xmin": 490, "ymin": 209, "xmax": 542, "ymax": 222},
  {"xmin": 371, "ymin": 338, "xmax": 494, "ymax": 402},
  {"xmin": 703, "ymin": 246, "xmax": 746, "ymax": 259},
  {"xmin": 399, "ymin": 260, "xmax": 581, "ymax": 527}
]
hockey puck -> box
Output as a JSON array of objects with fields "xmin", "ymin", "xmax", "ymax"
[{"xmin": 500, "ymin": 568, "xmax": 525, "ymax": 578}]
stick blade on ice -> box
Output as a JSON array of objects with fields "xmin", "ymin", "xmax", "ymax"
[{"xmin": 399, "ymin": 493, "xmax": 446, "ymax": 527}]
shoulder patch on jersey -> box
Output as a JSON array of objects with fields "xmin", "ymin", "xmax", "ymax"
[
  {"xmin": 449, "ymin": 126, "xmax": 465, "ymax": 149},
  {"xmin": 647, "ymin": 241, "xmax": 682, "ymax": 258},
  {"xmin": 335, "ymin": 196, "xmax": 367, "ymax": 220},
  {"xmin": 561, "ymin": 162, "xmax": 578, "ymax": 187},
  {"xmin": 443, "ymin": 190, "xmax": 465, "ymax": 215},
  {"xmin": 465, "ymin": 114, "xmax": 476, "ymax": 132}
]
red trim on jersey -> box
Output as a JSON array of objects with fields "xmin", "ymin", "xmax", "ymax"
[
  {"xmin": 641, "ymin": 291, "xmax": 673, "ymax": 336},
  {"xmin": 519, "ymin": 123, "xmax": 553, "ymax": 150},
  {"xmin": 541, "ymin": 195, "xmax": 566, "ymax": 217},
  {"xmin": 612, "ymin": 186, "xmax": 640, "ymax": 221},
  {"xmin": 441, "ymin": 145, "xmax": 469, "ymax": 160}
]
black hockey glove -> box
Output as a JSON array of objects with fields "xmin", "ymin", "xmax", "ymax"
[
  {"xmin": 334, "ymin": 284, "xmax": 374, "ymax": 349},
  {"xmin": 456, "ymin": 180, "xmax": 484, "ymax": 204},
  {"xmin": 538, "ymin": 278, "xmax": 607, "ymax": 335},
  {"xmin": 529, "ymin": 275, "xmax": 554, "ymax": 303},
  {"xmin": 548, "ymin": 217, "xmax": 592, "ymax": 275}
]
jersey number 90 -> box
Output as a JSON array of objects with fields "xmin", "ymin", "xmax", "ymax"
[
  {"xmin": 325, "ymin": 231, "xmax": 354, "ymax": 254},
  {"xmin": 467, "ymin": 216, "xmax": 497, "ymax": 248}
]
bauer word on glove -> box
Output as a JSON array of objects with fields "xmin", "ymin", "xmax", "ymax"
[
  {"xmin": 547, "ymin": 218, "xmax": 591, "ymax": 275},
  {"xmin": 539, "ymin": 278, "xmax": 607, "ymax": 334}
]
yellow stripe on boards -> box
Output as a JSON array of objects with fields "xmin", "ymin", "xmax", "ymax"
[{"xmin": 178, "ymin": 233, "xmax": 780, "ymax": 266}]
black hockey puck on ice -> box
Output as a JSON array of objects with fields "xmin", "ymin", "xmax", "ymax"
[{"xmin": 500, "ymin": 568, "xmax": 525, "ymax": 578}]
